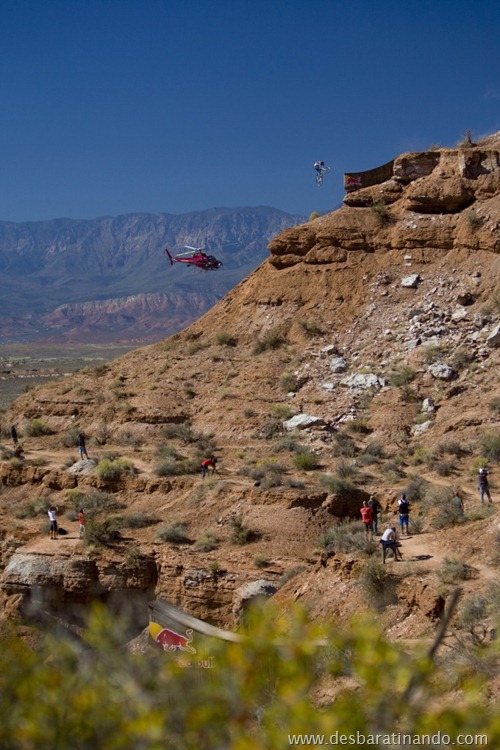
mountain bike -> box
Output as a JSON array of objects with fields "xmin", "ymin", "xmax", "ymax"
[{"xmin": 315, "ymin": 166, "xmax": 332, "ymax": 186}]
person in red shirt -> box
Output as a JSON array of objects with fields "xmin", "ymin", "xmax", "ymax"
[
  {"xmin": 201, "ymin": 456, "xmax": 218, "ymax": 479},
  {"xmin": 360, "ymin": 501, "xmax": 373, "ymax": 537}
]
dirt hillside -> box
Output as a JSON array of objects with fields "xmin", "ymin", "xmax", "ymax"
[{"xmin": 1, "ymin": 135, "xmax": 499, "ymax": 675}]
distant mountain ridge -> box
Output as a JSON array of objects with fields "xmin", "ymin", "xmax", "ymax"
[{"xmin": 0, "ymin": 206, "xmax": 303, "ymax": 344}]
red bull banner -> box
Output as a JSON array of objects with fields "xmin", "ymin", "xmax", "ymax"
[
  {"xmin": 344, "ymin": 159, "xmax": 395, "ymax": 192},
  {"xmin": 148, "ymin": 600, "xmax": 242, "ymax": 669}
]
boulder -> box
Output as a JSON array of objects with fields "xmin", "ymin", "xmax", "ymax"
[
  {"xmin": 428, "ymin": 363, "xmax": 456, "ymax": 380},
  {"xmin": 486, "ymin": 323, "xmax": 500, "ymax": 348},
  {"xmin": 401, "ymin": 274, "xmax": 421, "ymax": 289},
  {"xmin": 284, "ymin": 414, "xmax": 325, "ymax": 431},
  {"xmin": 232, "ymin": 580, "xmax": 277, "ymax": 622}
]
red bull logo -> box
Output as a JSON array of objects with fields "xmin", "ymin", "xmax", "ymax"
[
  {"xmin": 149, "ymin": 621, "xmax": 197, "ymax": 654},
  {"xmin": 345, "ymin": 175, "xmax": 363, "ymax": 187}
]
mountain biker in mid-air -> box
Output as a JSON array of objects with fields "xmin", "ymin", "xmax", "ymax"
[{"xmin": 313, "ymin": 161, "xmax": 332, "ymax": 186}]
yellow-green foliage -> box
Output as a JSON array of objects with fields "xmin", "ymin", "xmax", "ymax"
[
  {"xmin": 95, "ymin": 458, "xmax": 136, "ymax": 480},
  {"xmin": 0, "ymin": 605, "xmax": 497, "ymax": 749}
]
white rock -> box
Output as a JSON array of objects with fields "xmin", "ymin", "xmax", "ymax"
[
  {"xmin": 329, "ymin": 357, "xmax": 348, "ymax": 373},
  {"xmin": 284, "ymin": 414, "xmax": 325, "ymax": 431},
  {"xmin": 486, "ymin": 323, "xmax": 500, "ymax": 348},
  {"xmin": 428, "ymin": 363, "xmax": 455, "ymax": 380},
  {"xmin": 340, "ymin": 373, "xmax": 385, "ymax": 390},
  {"xmin": 412, "ymin": 421, "xmax": 433, "ymax": 436},
  {"xmin": 401, "ymin": 274, "xmax": 421, "ymax": 288}
]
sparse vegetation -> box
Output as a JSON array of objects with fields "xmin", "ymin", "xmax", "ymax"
[
  {"xmin": 436, "ymin": 557, "xmax": 475, "ymax": 583},
  {"xmin": 193, "ymin": 531, "xmax": 218, "ymax": 552},
  {"xmin": 252, "ymin": 330, "xmax": 285, "ymax": 354},
  {"xmin": 466, "ymin": 209, "xmax": 484, "ymax": 231},
  {"xmin": 279, "ymin": 371, "xmax": 298, "ymax": 393},
  {"xmin": 229, "ymin": 515, "xmax": 256, "ymax": 545},
  {"xmin": 479, "ymin": 432, "xmax": 500, "ymax": 462},
  {"xmin": 319, "ymin": 474, "xmax": 355, "ymax": 495},
  {"xmin": 317, "ymin": 520, "xmax": 377, "ymax": 556},
  {"xmin": 24, "ymin": 418, "xmax": 52, "ymax": 437},
  {"xmin": 489, "ymin": 396, "xmax": 500, "ymax": 414},
  {"xmin": 119, "ymin": 513, "xmax": 159, "ymax": 529},
  {"xmin": 95, "ymin": 458, "xmax": 136, "ymax": 481},
  {"xmin": 357, "ymin": 559, "xmax": 394, "ymax": 608},
  {"xmin": 387, "ymin": 366, "xmax": 415, "ymax": 387},
  {"xmin": 156, "ymin": 522, "xmax": 189, "ymax": 544},
  {"xmin": 277, "ymin": 565, "xmax": 306, "ymax": 587},
  {"xmin": 84, "ymin": 517, "xmax": 121, "ymax": 547},
  {"xmin": 370, "ymin": 200, "xmax": 391, "ymax": 223},
  {"xmin": 298, "ymin": 319, "xmax": 323, "ymax": 336},
  {"xmin": 293, "ymin": 451, "xmax": 320, "ymax": 471},
  {"xmin": 215, "ymin": 331, "xmax": 237, "ymax": 347}
]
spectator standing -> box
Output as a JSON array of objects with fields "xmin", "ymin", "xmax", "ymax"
[
  {"xmin": 48, "ymin": 506, "xmax": 58, "ymax": 540},
  {"xmin": 478, "ymin": 468, "xmax": 492, "ymax": 505},
  {"xmin": 369, "ymin": 495, "xmax": 382, "ymax": 535},
  {"xmin": 78, "ymin": 509, "xmax": 85, "ymax": 538},
  {"xmin": 11, "ymin": 425, "xmax": 18, "ymax": 447},
  {"xmin": 398, "ymin": 493, "xmax": 410, "ymax": 535},
  {"xmin": 360, "ymin": 501, "xmax": 373, "ymax": 537},
  {"xmin": 77, "ymin": 432, "xmax": 89, "ymax": 460}
]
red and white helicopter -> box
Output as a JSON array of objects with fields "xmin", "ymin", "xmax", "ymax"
[{"xmin": 165, "ymin": 246, "xmax": 223, "ymax": 271}]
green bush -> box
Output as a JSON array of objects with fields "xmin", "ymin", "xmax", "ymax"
[
  {"xmin": 193, "ymin": 532, "xmax": 218, "ymax": 552},
  {"xmin": 298, "ymin": 319, "xmax": 323, "ymax": 336},
  {"xmin": 229, "ymin": 515, "xmax": 256, "ymax": 545},
  {"xmin": 154, "ymin": 457, "xmax": 199, "ymax": 477},
  {"xmin": 425, "ymin": 487, "xmax": 465, "ymax": 529},
  {"xmin": 489, "ymin": 396, "xmax": 500, "ymax": 414},
  {"xmin": 119, "ymin": 513, "xmax": 159, "ymax": 529},
  {"xmin": 370, "ymin": 200, "xmax": 391, "ymax": 223},
  {"xmin": 279, "ymin": 371, "xmax": 298, "ymax": 393},
  {"xmin": 436, "ymin": 557, "xmax": 475, "ymax": 583},
  {"xmin": 319, "ymin": 474, "xmax": 355, "ymax": 495},
  {"xmin": 317, "ymin": 520, "xmax": 377, "ymax": 556},
  {"xmin": 0, "ymin": 604, "xmax": 498, "ymax": 748},
  {"xmin": 156, "ymin": 522, "xmax": 189, "ymax": 544},
  {"xmin": 271, "ymin": 403, "xmax": 294, "ymax": 420},
  {"xmin": 84, "ymin": 517, "xmax": 121, "ymax": 546},
  {"xmin": 388, "ymin": 366, "xmax": 415, "ymax": 387},
  {"xmin": 333, "ymin": 432, "xmax": 357, "ymax": 457},
  {"xmin": 17, "ymin": 496, "xmax": 50, "ymax": 519},
  {"xmin": 480, "ymin": 432, "xmax": 500, "ymax": 462},
  {"xmin": 95, "ymin": 458, "xmax": 136, "ymax": 481},
  {"xmin": 357, "ymin": 559, "xmax": 394, "ymax": 608},
  {"xmin": 293, "ymin": 451, "xmax": 320, "ymax": 471},
  {"xmin": 24, "ymin": 418, "xmax": 53, "ymax": 437},
  {"xmin": 215, "ymin": 331, "xmax": 237, "ymax": 347},
  {"xmin": 252, "ymin": 330, "xmax": 285, "ymax": 354}
]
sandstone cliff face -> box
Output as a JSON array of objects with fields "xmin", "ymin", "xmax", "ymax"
[
  {"xmin": 269, "ymin": 141, "xmax": 500, "ymax": 269},
  {"xmin": 1, "ymin": 134, "xmax": 499, "ymax": 639}
]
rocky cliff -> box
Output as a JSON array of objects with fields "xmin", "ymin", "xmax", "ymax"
[{"xmin": 0, "ymin": 134, "xmax": 499, "ymax": 654}]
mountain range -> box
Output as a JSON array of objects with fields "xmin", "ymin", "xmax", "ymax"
[{"xmin": 0, "ymin": 206, "xmax": 303, "ymax": 344}]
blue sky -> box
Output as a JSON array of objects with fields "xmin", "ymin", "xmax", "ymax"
[{"xmin": 0, "ymin": 0, "xmax": 499, "ymax": 222}]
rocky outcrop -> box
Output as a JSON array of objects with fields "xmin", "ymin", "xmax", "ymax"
[
  {"xmin": 269, "ymin": 140, "xmax": 500, "ymax": 269},
  {"xmin": 1, "ymin": 551, "xmax": 157, "ymax": 629}
]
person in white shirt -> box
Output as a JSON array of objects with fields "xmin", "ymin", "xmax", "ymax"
[
  {"xmin": 380, "ymin": 526, "xmax": 401, "ymax": 563},
  {"xmin": 48, "ymin": 506, "xmax": 58, "ymax": 540}
]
